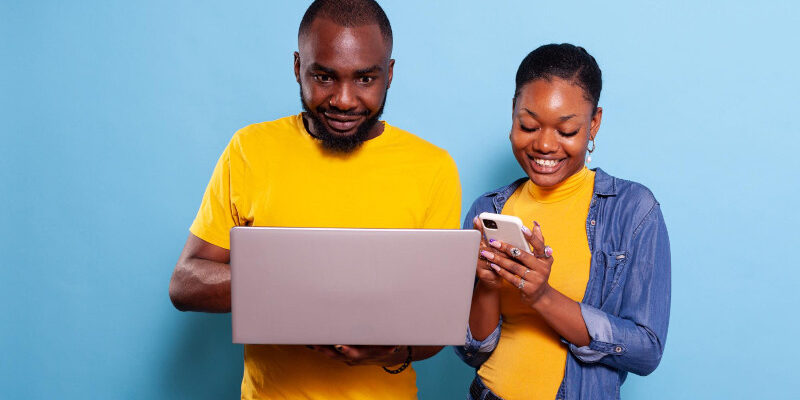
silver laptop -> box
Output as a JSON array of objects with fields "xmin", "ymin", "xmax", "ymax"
[{"xmin": 230, "ymin": 227, "xmax": 481, "ymax": 345}]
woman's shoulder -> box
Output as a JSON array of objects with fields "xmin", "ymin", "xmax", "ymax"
[
  {"xmin": 593, "ymin": 168, "xmax": 663, "ymax": 227},
  {"xmin": 468, "ymin": 177, "xmax": 528, "ymax": 206}
]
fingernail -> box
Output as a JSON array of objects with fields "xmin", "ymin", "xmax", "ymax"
[
  {"xmin": 545, "ymin": 247, "xmax": 553, "ymax": 257},
  {"xmin": 490, "ymin": 263, "xmax": 501, "ymax": 272},
  {"xmin": 521, "ymin": 225, "xmax": 532, "ymax": 236},
  {"xmin": 473, "ymin": 216, "xmax": 479, "ymax": 224},
  {"xmin": 534, "ymin": 221, "xmax": 540, "ymax": 228},
  {"xmin": 489, "ymin": 239, "xmax": 501, "ymax": 249},
  {"xmin": 334, "ymin": 345, "xmax": 343, "ymax": 352},
  {"xmin": 480, "ymin": 250, "xmax": 494, "ymax": 260}
]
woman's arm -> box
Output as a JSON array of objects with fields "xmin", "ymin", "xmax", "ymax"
[
  {"xmin": 569, "ymin": 203, "xmax": 671, "ymax": 376},
  {"xmin": 454, "ymin": 207, "xmax": 504, "ymax": 368},
  {"xmin": 485, "ymin": 204, "xmax": 670, "ymax": 375},
  {"xmin": 483, "ymin": 223, "xmax": 591, "ymax": 347}
]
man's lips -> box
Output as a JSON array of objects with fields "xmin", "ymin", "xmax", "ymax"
[{"xmin": 323, "ymin": 112, "xmax": 365, "ymax": 132}]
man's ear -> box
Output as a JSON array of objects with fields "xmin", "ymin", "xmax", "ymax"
[
  {"xmin": 293, "ymin": 52, "xmax": 301, "ymax": 84},
  {"xmin": 386, "ymin": 59, "xmax": 395, "ymax": 89}
]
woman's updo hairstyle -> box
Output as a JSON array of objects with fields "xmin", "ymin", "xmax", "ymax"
[{"xmin": 514, "ymin": 43, "xmax": 602, "ymax": 113}]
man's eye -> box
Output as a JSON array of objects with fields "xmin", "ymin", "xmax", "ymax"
[
  {"xmin": 314, "ymin": 74, "xmax": 332, "ymax": 82},
  {"xmin": 558, "ymin": 129, "xmax": 579, "ymax": 137},
  {"xmin": 520, "ymin": 125, "xmax": 539, "ymax": 133},
  {"xmin": 359, "ymin": 76, "xmax": 375, "ymax": 84}
]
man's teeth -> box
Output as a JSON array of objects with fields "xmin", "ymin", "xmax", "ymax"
[{"xmin": 534, "ymin": 158, "xmax": 559, "ymax": 167}]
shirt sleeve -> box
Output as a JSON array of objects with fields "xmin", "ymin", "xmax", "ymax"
[
  {"xmin": 567, "ymin": 202, "xmax": 671, "ymax": 376},
  {"xmin": 189, "ymin": 137, "xmax": 243, "ymax": 250},
  {"xmin": 421, "ymin": 152, "xmax": 461, "ymax": 229}
]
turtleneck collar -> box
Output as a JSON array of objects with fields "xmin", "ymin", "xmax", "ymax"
[{"xmin": 525, "ymin": 166, "xmax": 593, "ymax": 204}]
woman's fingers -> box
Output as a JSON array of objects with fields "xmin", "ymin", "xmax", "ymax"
[
  {"xmin": 524, "ymin": 221, "xmax": 545, "ymax": 257},
  {"xmin": 487, "ymin": 239, "xmax": 533, "ymax": 276}
]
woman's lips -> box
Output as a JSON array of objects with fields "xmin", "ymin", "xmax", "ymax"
[{"xmin": 529, "ymin": 156, "xmax": 565, "ymax": 174}]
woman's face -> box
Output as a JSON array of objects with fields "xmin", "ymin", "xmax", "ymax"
[{"xmin": 510, "ymin": 78, "xmax": 602, "ymax": 188}]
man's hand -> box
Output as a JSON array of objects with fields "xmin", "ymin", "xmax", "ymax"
[{"xmin": 311, "ymin": 345, "xmax": 409, "ymax": 366}]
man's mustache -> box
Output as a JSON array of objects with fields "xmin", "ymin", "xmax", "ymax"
[{"xmin": 318, "ymin": 107, "xmax": 369, "ymax": 117}]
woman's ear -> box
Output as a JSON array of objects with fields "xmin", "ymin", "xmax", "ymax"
[{"xmin": 589, "ymin": 106, "xmax": 603, "ymax": 140}]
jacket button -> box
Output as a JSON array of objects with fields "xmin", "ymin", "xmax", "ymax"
[
  {"xmin": 615, "ymin": 346, "xmax": 623, "ymax": 353},
  {"xmin": 466, "ymin": 352, "xmax": 473, "ymax": 357},
  {"xmin": 590, "ymin": 220, "xmax": 596, "ymax": 226}
]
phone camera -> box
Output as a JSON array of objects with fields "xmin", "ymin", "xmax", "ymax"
[{"xmin": 482, "ymin": 219, "xmax": 497, "ymax": 229}]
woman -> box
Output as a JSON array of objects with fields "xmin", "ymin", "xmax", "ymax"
[{"xmin": 456, "ymin": 44, "xmax": 671, "ymax": 400}]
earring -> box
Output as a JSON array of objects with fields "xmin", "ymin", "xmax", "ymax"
[{"xmin": 586, "ymin": 139, "xmax": 596, "ymax": 163}]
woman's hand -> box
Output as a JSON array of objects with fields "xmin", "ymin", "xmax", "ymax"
[
  {"xmin": 481, "ymin": 222, "xmax": 554, "ymax": 308},
  {"xmin": 473, "ymin": 217, "xmax": 503, "ymax": 290}
]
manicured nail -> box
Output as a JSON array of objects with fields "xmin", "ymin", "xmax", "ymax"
[
  {"xmin": 521, "ymin": 225, "xmax": 532, "ymax": 236},
  {"xmin": 533, "ymin": 221, "xmax": 540, "ymax": 228},
  {"xmin": 473, "ymin": 216, "xmax": 479, "ymax": 225},
  {"xmin": 488, "ymin": 239, "xmax": 501, "ymax": 249},
  {"xmin": 544, "ymin": 247, "xmax": 553, "ymax": 258},
  {"xmin": 490, "ymin": 263, "xmax": 501, "ymax": 272},
  {"xmin": 480, "ymin": 250, "xmax": 494, "ymax": 260}
]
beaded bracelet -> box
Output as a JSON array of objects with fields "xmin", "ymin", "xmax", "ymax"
[{"xmin": 382, "ymin": 346, "xmax": 413, "ymax": 374}]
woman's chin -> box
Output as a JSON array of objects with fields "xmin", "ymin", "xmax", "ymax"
[{"xmin": 528, "ymin": 174, "xmax": 563, "ymax": 188}]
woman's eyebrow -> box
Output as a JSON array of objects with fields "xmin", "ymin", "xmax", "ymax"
[{"xmin": 522, "ymin": 108, "xmax": 577, "ymax": 121}]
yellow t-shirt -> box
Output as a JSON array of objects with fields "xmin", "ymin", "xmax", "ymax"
[
  {"xmin": 478, "ymin": 167, "xmax": 595, "ymax": 400},
  {"xmin": 189, "ymin": 114, "xmax": 461, "ymax": 399}
]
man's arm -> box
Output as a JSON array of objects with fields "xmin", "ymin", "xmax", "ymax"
[{"xmin": 169, "ymin": 233, "xmax": 232, "ymax": 313}]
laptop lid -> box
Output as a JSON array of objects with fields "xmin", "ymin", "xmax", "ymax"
[{"xmin": 230, "ymin": 227, "xmax": 480, "ymax": 345}]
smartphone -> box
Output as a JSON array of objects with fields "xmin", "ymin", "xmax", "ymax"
[{"xmin": 478, "ymin": 212, "xmax": 531, "ymax": 253}]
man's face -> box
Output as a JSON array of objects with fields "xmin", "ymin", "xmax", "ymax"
[{"xmin": 295, "ymin": 18, "xmax": 394, "ymax": 152}]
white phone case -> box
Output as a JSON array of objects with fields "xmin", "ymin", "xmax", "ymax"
[{"xmin": 478, "ymin": 212, "xmax": 531, "ymax": 253}]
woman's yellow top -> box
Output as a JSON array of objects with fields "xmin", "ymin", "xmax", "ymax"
[{"xmin": 478, "ymin": 167, "xmax": 595, "ymax": 400}]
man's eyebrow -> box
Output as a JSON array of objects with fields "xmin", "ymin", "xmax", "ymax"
[
  {"xmin": 522, "ymin": 108, "xmax": 577, "ymax": 122},
  {"xmin": 355, "ymin": 65, "xmax": 382, "ymax": 75},
  {"xmin": 309, "ymin": 63, "xmax": 335, "ymax": 75}
]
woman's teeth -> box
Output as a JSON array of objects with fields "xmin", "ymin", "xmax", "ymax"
[{"xmin": 534, "ymin": 158, "xmax": 559, "ymax": 167}]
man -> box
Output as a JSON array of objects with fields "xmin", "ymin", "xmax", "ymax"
[{"xmin": 168, "ymin": 0, "xmax": 461, "ymax": 398}]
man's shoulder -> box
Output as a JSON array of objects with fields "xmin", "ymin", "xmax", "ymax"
[
  {"xmin": 231, "ymin": 114, "xmax": 301, "ymax": 148},
  {"xmin": 384, "ymin": 123, "xmax": 454, "ymax": 165}
]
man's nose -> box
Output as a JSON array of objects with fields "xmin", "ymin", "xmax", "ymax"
[{"xmin": 329, "ymin": 82, "xmax": 358, "ymax": 111}]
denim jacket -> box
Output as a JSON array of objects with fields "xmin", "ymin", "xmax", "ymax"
[{"xmin": 455, "ymin": 168, "xmax": 671, "ymax": 400}]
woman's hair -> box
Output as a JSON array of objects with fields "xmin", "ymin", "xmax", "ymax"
[{"xmin": 514, "ymin": 43, "xmax": 602, "ymax": 112}]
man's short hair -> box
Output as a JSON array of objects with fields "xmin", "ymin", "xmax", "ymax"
[{"xmin": 298, "ymin": 0, "xmax": 393, "ymax": 51}]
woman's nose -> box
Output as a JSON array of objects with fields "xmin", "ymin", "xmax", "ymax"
[{"xmin": 533, "ymin": 129, "xmax": 558, "ymax": 153}]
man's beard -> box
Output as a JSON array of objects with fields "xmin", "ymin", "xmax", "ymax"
[{"xmin": 300, "ymin": 89, "xmax": 387, "ymax": 153}]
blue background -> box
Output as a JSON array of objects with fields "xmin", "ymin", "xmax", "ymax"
[{"xmin": 2, "ymin": 0, "xmax": 798, "ymax": 398}]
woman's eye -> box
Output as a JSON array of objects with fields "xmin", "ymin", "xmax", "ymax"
[
  {"xmin": 520, "ymin": 125, "xmax": 539, "ymax": 133},
  {"xmin": 558, "ymin": 129, "xmax": 579, "ymax": 137}
]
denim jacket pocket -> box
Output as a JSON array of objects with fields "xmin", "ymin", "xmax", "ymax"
[{"xmin": 600, "ymin": 250, "xmax": 629, "ymax": 301}]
